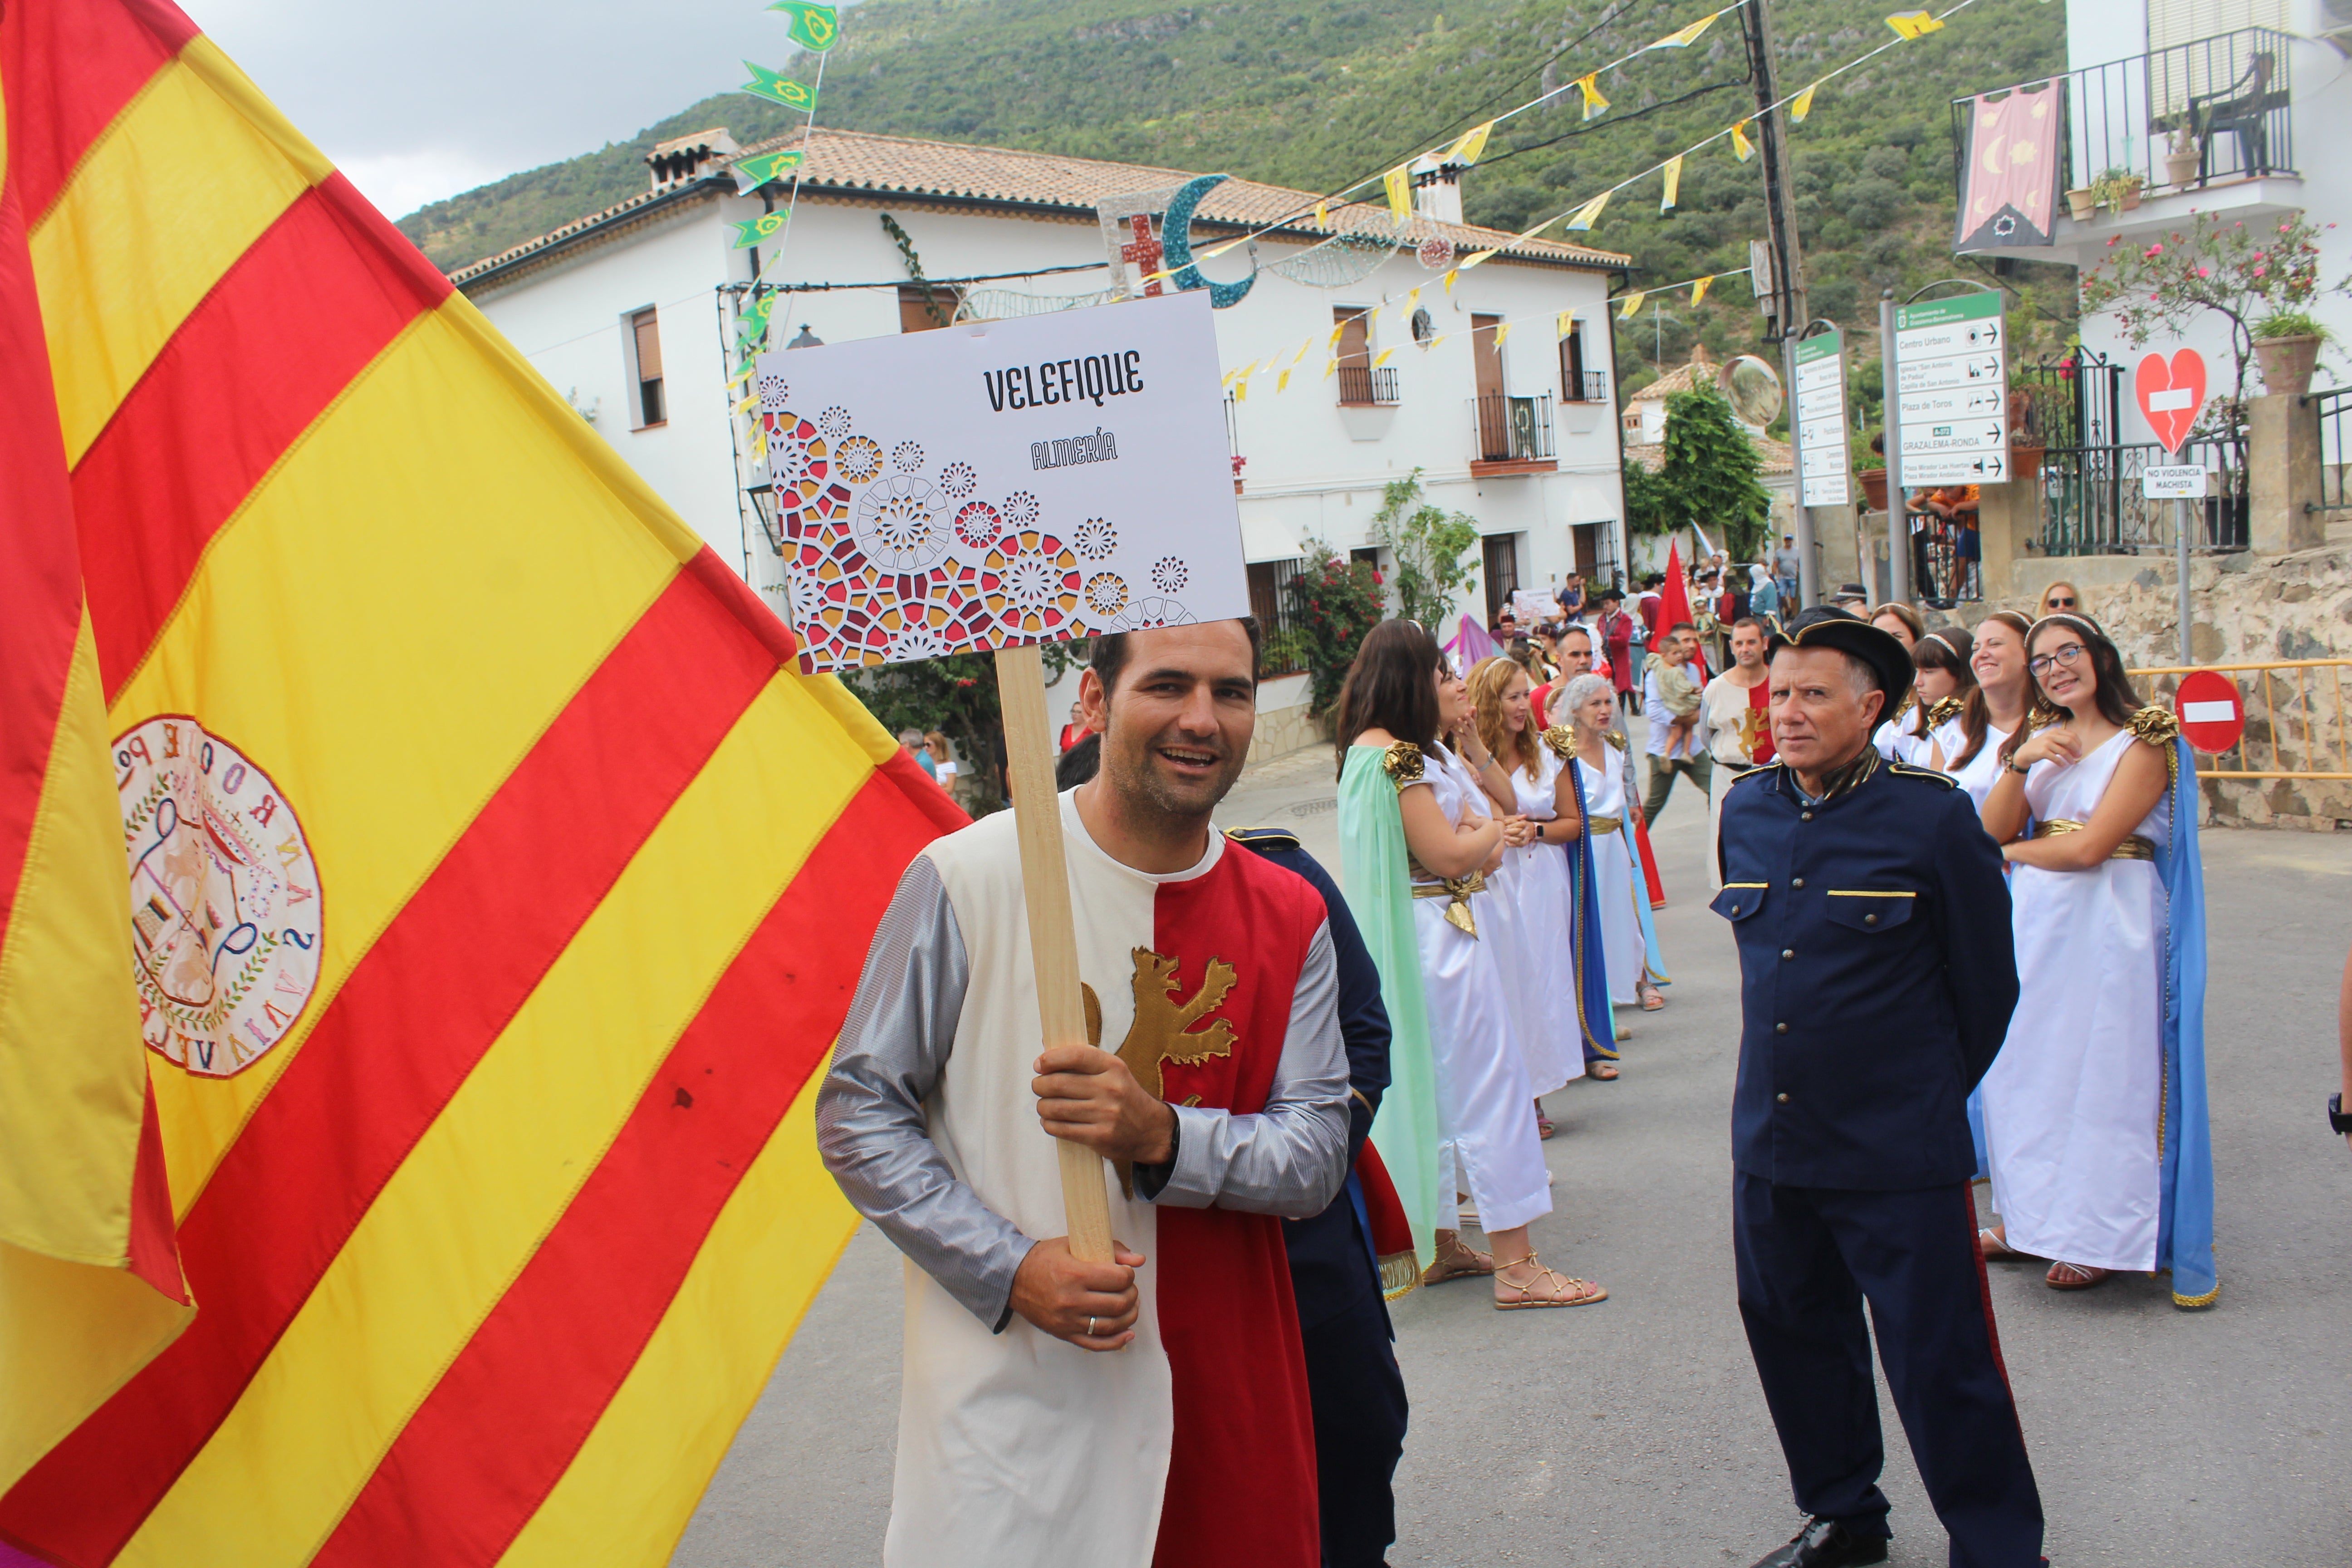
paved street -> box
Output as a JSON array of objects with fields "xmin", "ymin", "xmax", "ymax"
[{"xmin": 674, "ymin": 735, "xmax": 2352, "ymax": 1566}]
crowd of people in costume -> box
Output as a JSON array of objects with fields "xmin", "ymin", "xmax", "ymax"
[{"xmin": 814, "ymin": 559, "xmax": 2215, "ymax": 1568}]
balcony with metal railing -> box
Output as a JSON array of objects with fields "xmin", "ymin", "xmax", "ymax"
[
  {"xmin": 1335, "ymin": 363, "xmax": 1401, "ymax": 407},
  {"xmin": 1950, "ymin": 27, "xmax": 2300, "ymax": 263},
  {"xmin": 1467, "ymin": 391, "xmax": 1557, "ymax": 477},
  {"xmin": 1563, "ymin": 371, "xmax": 1607, "ymax": 404}
]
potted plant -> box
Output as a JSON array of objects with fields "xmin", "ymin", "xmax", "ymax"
[
  {"xmin": 2066, "ymin": 183, "xmax": 2097, "ymax": 222},
  {"xmin": 1856, "ymin": 431, "xmax": 1889, "ymax": 511},
  {"xmin": 2251, "ymin": 308, "xmax": 2328, "ymax": 397},
  {"xmin": 2164, "ymin": 125, "xmax": 2200, "ymax": 189},
  {"xmin": 2090, "ymin": 167, "xmax": 2145, "ymax": 214}
]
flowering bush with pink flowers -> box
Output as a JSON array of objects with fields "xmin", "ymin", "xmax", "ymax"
[{"xmin": 2078, "ymin": 209, "xmax": 2344, "ymax": 406}]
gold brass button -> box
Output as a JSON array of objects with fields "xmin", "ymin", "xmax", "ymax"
[
  {"xmin": 1801, "ymin": 811, "xmax": 1814, "ymax": 821},
  {"xmin": 1776, "ymin": 1093, "xmax": 1790, "ymax": 1103},
  {"xmin": 1864, "ymin": 912, "xmax": 1879, "ymax": 926},
  {"xmin": 1731, "ymin": 903, "xmax": 1742, "ymax": 915},
  {"xmin": 1791, "ymin": 877, "xmax": 1805, "ymax": 889},
  {"xmin": 1781, "ymin": 949, "xmax": 1793, "ymax": 960},
  {"xmin": 1774, "ymin": 1022, "xmax": 1788, "ymax": 1034}
]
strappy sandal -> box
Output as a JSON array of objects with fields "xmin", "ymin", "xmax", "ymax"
[
  {"xmin": 1421, "ymin": 1230, "xmax": 1494, "ymax": 1286},
  {"xmin": 1978, "ymin": 1226, "xmax": 2029, "ymax": 1261},
  {"xmin": 1589, "ymin": 1062, "xmax": 1620, "ymax": 1080},
  {"xmin": 1535, "ymin": 1104, "xmax": 1557, "ymax": 1139},
  {"xmin": 2045, "ymin": 1260, "xmax": 2110, "ymax": 1290},
  {"xmin": 1637, "ymin": 980, "xmax": 1666, "ymax": 1011},
  {"xmin": 1492, "ymin": 1252, "xmax": 1608, "ymax": 1310}
]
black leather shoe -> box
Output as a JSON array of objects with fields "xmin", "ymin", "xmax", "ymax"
[{"xmin": 1748, "ymin": 1516, "xmax": 1891, "ymax": 1568}]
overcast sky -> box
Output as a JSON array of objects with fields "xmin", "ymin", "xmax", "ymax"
[{"xmin": 195, "ymin": 0, "xmax": 823, "ymax": 217}]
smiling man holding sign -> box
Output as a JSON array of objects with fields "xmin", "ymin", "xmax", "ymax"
[{"xmin": 806, "ymin": 294, "xmax": 1350, "ymax": 1568}]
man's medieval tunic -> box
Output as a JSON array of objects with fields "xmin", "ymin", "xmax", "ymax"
[{"xmin": 818, "ymin": 789, "xmax": 1351, "ymax": 1568}]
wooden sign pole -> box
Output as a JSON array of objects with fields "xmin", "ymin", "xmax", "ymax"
[{"xmin": 993, "ymin": 642, "xmax": 1116, "ymax": 1264}]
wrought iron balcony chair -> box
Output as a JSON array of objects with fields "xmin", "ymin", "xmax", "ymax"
[{"xmin": 2187, "ymin": 51, "xmax": 2275, "ymax": 182}]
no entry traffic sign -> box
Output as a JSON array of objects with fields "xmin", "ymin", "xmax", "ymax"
[
  {"xmin": 2134, "ymin": 348, "xmax": 2207, "ymax": 455},
  {"xmin": 2174, "ymin": 668, "xmax": 2244, "ymax": 754}
]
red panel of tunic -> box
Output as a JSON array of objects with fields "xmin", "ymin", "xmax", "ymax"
[{"xmin": 1148, "ymin": 846, "xmax": 1325, "ymax": 1568}]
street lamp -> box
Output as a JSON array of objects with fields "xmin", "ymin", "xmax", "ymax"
[{"xmin": 745, "ymin": 478, "xmax": 784, "ymax": 555}]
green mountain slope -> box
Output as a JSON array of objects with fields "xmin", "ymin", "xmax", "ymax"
[{"xmin": 396, "ymin": 0, "xmax": 2077, "ymax": 374}]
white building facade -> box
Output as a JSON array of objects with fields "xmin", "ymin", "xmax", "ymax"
[{"xmin": 453, "ymin": 127, "xmax": 1634, "ymax": 752}]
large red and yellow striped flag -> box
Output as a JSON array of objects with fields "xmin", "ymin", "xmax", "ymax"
[{"xmin": 0, "ymin": 2, "xmax": 965, "ymax": 1563}]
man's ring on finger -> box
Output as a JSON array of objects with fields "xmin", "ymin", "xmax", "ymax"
[{"xmin": 1087, "ymin": 1316, "xmax": 1097, "ymax": 1338}]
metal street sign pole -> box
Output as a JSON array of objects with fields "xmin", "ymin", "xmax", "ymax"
[
  {"xmin": 1880, "ymin": 291, "xmax": 1909, "ymax": 606},
  {"xmin": 1783, "ymin": 335, "xmax": 1815, "ymax": 608},
  {"xmin": 2177, "ymin": 498, "xmax": 2192, "ymax": 663}
]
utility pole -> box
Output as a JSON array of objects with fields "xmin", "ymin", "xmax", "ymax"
[{"xmin": 1740, "ymin": 0, "xmax": 1816, "ymax": 607}]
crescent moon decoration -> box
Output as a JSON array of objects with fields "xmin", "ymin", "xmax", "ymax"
[{"xmin": 1161, "ymin": 174, "xmax": 1257, "ymax": 309}]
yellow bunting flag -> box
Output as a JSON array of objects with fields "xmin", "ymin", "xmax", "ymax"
[
  {"xmin": 1790, "ymin": 82, "xmax": 1819, "ymax": 121},
  {"xmin": 1314, "ymin": 200, "xmax": 1330, "ymax": 230},
  {"xmin": 1884, "ymin": 9, "xmax": 1944, "ymax": 38},
  {"xmin": 1235, "ymin": 379, "xmax": 1248, "ymax": 402},
  {"xmin": 1691, "ymin": 275, "xmax": 1715, "ymax": 307},
  {"xmin": 1448, "ymin": 121, "xmax": 1496, "ymax": 167},
  {"xmin": 1384, "ymin": 166, "xmax": 1414, "ymax": 223},
  {"xmin": 1493, "ymin": 322, "xmax": 1513, "ymax": 348},
  {"xmin": 1429, "ymin": 333, "xmax": 1450, "ymax": 349},
  {"xmin": 1731, "ymin": 119, "xmax": 1756, "ymax": 161},
  {"xmin": 1460, "ymin": 247, "xmax": 1499, "ymax": 270},
  {"xmin": 1647, "ymin": 10, "xmax": 1722, "ymax": 48},
  {"xmin": 1621, "ymin": 290, "xmax": 1649, "ymax": 318},
  {"xmin": 1329, "ymin": 322, "xmax": 1347, "ymax": 351},
  {"xmin": 1661, "ymin": 155, "xmax": 1684, "ymax": 212},
  {"xmin": 1443, "ymin": 269, "xmax": 1460, "ymax": 295},
  {"xmin": 1557, "ymin": 310, "xmax": 1578, "ymax": 340},
  {"xmin": 1405, "ymin": 286, "xmax": 1422, "ymax": 312},
  {"xmin": 1565, "ymin": 191, "xmax": 1611, "ymax": 230},
  {"xmin": 1374, "ymin": 346, "xmax": 1398, "ymax": 367},
  {"xmin": 1277, "ymin": 368, "xmax": 1293, "ymax": 393},
  {"xmin": 1324, "ymin": 358, "xmax": 1340, "ymax": 379},
  {"xmin": 1576, "ymin": 73, "xmax": 1610, "ymax": 121}
]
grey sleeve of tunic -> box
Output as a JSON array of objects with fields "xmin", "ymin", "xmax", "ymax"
[
  {"xmin": 814, "ymin": 855, "xmax": 1034, "ymax": 1332},
  {"xmin": 1149, "ymin": 921, "xmax": 1352, "ymax": 1219}
]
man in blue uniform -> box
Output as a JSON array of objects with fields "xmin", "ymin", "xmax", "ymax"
[
  {"xmin": 1058, "ymin": 735, "xmax": 1408, "ymax": 1567},
  {"xmin": 1715, "ymin": 608, "xmax": 2041, "ymax": 1568}
]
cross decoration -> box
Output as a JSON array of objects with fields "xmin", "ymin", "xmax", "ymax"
[{"xmin": 1121, "ymin": 215, "xmax": 1165, "ymax": 297}]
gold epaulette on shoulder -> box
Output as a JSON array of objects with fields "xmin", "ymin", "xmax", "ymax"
[
  {"xmin": 1927, "ymin": 695, "xmax": 1965, "ymax": 727},
  {"xmin": 1734, "ymin": 761, "xmax": 1785, "ymax": 788},
  {"xmin": 2129, "ymin": 704, "xmax": 2181, "ymax": 747},
  {"xmin": 1225, "ymin": 826, "xmax": 1303, "ymax": 852},
  {"xmin": 1539, "ymin": 723, "xmax": 1576, "ymax": 760},
  {"xmin": 1382, "ymin": 740, "xmax": 1426, "ymax": 789},
  {"xmin": 1889, "ymin": 760, "xmax": 1959, "ymax": 789}
]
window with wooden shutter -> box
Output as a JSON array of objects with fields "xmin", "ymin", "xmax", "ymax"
[
  {"xmin": 629, "ymin": 307, "xmax": 665, "ymax": 428},
  {"xmin": 898, "ymin": 284, "xmax": 960, "ymax": 332}
]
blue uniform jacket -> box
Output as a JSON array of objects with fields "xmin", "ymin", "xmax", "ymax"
[
  {"xmin": 1228, "ymin": 829, "xmax": 1393, "ymax": 1327},
  {"xmin": 1712, "ymin": 755, "xmax": 2018, "ymax": 1191}
]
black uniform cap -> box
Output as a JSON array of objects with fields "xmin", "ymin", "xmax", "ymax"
[{"xmin": 1768, "ymin": 606, "xmax": 1915, "ymax": 713}]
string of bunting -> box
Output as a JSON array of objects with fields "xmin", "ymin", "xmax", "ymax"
[{"xmin": 724, "ymin": 0, "xmax": 843, "ymax": 409}]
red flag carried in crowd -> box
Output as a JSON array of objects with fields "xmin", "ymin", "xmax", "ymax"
[
  {"xmin": 1654, "ymin": 540, "xmax": 1708, "ymax": 681},
  {"xmin": 0, "ymin": 3, "xmax": 963, "ymax": 1563}
]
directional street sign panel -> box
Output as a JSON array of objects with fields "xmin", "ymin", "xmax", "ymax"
[
  {"xmin": 1894, "ymin": 291, "xmax": 2008, "ymax": 486},
  {"xmin": 1794, "ymin": 329, "xmax": 1850, "ymax": 509}
]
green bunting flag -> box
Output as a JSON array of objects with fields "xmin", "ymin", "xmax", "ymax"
[
  {"xmin": 735, "ymin": 293, "xmax": 775, "ymax": 347},
  {"xmin": 766, "ymin": 0, "xmax": 841, "ymax": 51},
  {"xmin": 740, "ymin": 62, "xmax": 817, "ymax": 110},
  {"xmin": 731, "ymin": 209, "xmax": 789, "ymax": 250},
  {"xmin": 731, "ymin": 147, "xmax": 805, "ymax": 194}
]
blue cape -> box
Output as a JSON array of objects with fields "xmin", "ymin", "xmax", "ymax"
[
  {"xmin": 2154, "ymin": 734, "xmax": 2217, "ymax": 1306},
  {"xmin": 1558, "ymin": 754, "xmax": 1618, "ymax": 1062}
]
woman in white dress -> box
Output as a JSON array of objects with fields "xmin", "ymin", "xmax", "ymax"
[
  {"xmin": 1883, "ymin": 627, "xmax": 1975, "ymax": 767},
  {"xmin": 1337, "ymin": 625, "xmax": 1604, "ymax": 1309},
  {"xmin": 1468, "ymin": 657, "xmax": 1588, "ymax": 1131},
  {"xmin": 1976, "ymin": 613, "xmax": 2174, "ymax": 1290},
  {"xmin": 1561, "ymin": 675, "xmax": 1644, "ymax": 1076},
  {"xmin": 1936, "ymin": 610, "xmax": 2036, "ymax": 808},
  {"xmin": 1867, "ymin": 603, "xmax": 1924, "ymax": 760}
]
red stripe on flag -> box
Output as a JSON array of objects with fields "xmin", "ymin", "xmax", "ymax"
[
  {"xmin": 0, "ymin": 0, "xmax": 201, "ymax": 228},
  {"xmin": 74, "ymin": 174, "xmax": 451, "ymax": 701},
  {"xmin": 0, "ymin": 559, "xmax": 783, "ymax": 1565},
  {"xmin": 125, "ymin": 1076, "xmax": 186, "ymax": 1303},
  {"xmin": 310, "ymin": 772, "xmax": 943, "ymax": 1566}
]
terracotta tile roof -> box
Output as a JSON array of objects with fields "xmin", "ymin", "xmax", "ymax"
[
  {"xmin": 1623, "ymin": 430, "xmax": 1794, "ymax": 475},
  {"xmin": 1628, "ymin": 344, "xmax": 1718, "ymax": 402},
  {"xmin": 451, "ymin": 124, "xmax": 1630, "ymax": 285}
]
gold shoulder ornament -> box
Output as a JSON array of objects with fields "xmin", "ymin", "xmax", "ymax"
[
  {"xmin": 1927, "ymin": 695, "xmax": 1966, "ymax": 727},
  {"xmin": 1382, "ymin": 740, "xmax": 1426, "ymax": 790},
  {"xmin": 1539, "ymin": 723, "xmax": 1576, "ymax": 760},
  {"xmin": 2129, "ymin": 704, "xmax": 2181, "ymax": 785},
  {"xmin": 1889, "ymin": 760, "xmax": 1959, "ymax": 789}
]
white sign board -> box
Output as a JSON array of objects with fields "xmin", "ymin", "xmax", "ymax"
[
  {"xmin": 1511, "ymin": 589, "xmax": 1557, "ymax": 625},
  {"xmin": 1793, "ymin": 329, "xmax": 1850, "ymax": 509},
  {"xmin": 2142, "ymin": 464, "xmax": 2210, "ymax": 499},
  {"xmin": 755, "ymin": 291, "xmax": 1247, "ymax": 675},
  {"xmin": 1894, "ymin": 291, "xmax": 2009, "ymax": 486}
]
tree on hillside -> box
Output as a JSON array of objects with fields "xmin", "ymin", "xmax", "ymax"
[
  {"xmin": 1625, "ymin": 385, "xmax": 1772, "ymax": 561},
  {"xmin": 1369, "ymin": 470, "xmax": 1483, "ymax": 632}
]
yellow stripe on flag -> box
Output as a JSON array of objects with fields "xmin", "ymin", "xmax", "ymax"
[
  {"xmin": 1885, "ymin": 10, "xmax": 1945, "ymax": 39},
  {"xmin": 0, "ymin": 612, "xmax": 146, "ymax": 1266},
  {"xmin": 0, "ymin": 1241, "xmax": 192, "ymax": 1496},
  {"xmin": 29, "ymin": 38, "xmax": 333, "ymax": 465},
  {"xmin": 1661, "ymin": 155, "xmax": 1684, "ymax": 212},
  {"xmin": 116, "ymin": 676, "xmax": 875, "ymax": 1567},
  {"xmin": 110, "ymin": 301, "xmax": 688, "ymax": 1213},
  {"xmin": 1383, "ymin": 166, "xmax": 1412, "ymax": 223},
  {"xmin": 497, "ymin": 1079, "xmax": 858, "ymax": 1568}
]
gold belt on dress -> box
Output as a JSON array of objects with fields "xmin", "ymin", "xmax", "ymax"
[
  {"xmin": 2034, "ymin": 818, "xmax": 2155, "ymax": 860},
  {"xmin": 1410, "ymin": 872, "xmax": 1486, "ymax": 936},
  {"xmin": 1585, "ymin": 815, "xmax": 1622, "ymax": 836}
]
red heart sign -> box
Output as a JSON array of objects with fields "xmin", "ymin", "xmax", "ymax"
[{"xmin": 2134, "ymin": 348, "xmax": 2207, "ymax": 456}]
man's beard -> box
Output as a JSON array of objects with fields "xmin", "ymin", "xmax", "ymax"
[{"xmin": 1107, "ymin": 725, "xmax": 1244, "ymax": 822}]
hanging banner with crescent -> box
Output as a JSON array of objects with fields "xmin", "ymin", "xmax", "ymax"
[{"xmin": 1954, "ymin": 80, "xmax": 2063, "ymax": 251}]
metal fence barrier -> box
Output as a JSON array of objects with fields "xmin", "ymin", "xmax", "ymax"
[
  {"xmin": 2129, "ymin": 659, "xmax": 2352, "ymax": 779},
  {"xmin": 2309, "ymin": 386, "xmax": 2350, "ymax": 517}
]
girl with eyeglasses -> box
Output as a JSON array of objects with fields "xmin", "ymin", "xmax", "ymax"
[
  {"xmin": 1971, "ymin": 614, "xmax": 2218, "ymax": 1303},
  {"xmin": 1936, "ymin": 611, "xmax": 2036, "ymax": 808},
  {"xmin": 1466, "ymin": 657, "xmax": 1587, "ymax": 1133},
  {"xmin": 1332, "ymin": 624, "xmax": 1604, "ymax": 1309}
]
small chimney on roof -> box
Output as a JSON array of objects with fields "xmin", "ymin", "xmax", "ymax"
[{"xmin": 646, "ymin": 129, "xmax": 740, "ymax": 191}]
